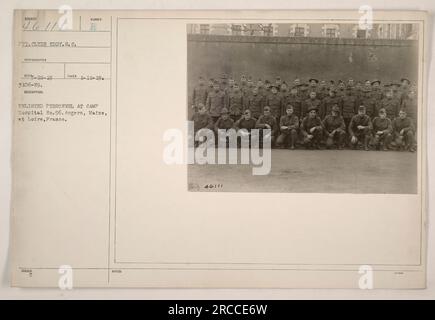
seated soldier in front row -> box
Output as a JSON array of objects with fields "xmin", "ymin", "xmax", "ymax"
[
  {"xmin": 371, "ymin": 108, "xmax": 393, "ymax": 151},
  {"xmin": 214, "ymin": 107, "xmax": 235, "ymax": 147},
  {"xmin": 255, "ymin": 106, "xmax": 278, "ymax": 148},
  {"xmin": 235, "ymin": 109, "xmax": 257, "ymax": 148},
  {"xmin": 392, "ymin": 109, "xmax": 416, "ymax": 152},
  {"xmin": 191, "ymin": 103, "xmax": 215, "ymax": 147},
  {"xmin": 322, "ymin": 104, "xmax": 346, "ymax": 150},
  {"xmin": 349, "ymin": 105, "xmax": 372, "ymax": 151},
  {"xmin": 276, "ymin": 104, "xmax": 299, "ymax": 150},
  {"xmin": 300, "ymin": 107, "xmax": 324, "ymax": 150}
]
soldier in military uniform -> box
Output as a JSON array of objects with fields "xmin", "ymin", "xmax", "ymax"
[
  {"xmin": 378, "ymin": 89, "xmax": 400, "ymax": 120},
  {"xmin": 246, "ymin": 86, "xmax": 264, "ymax": 119},
  {"xmin": 399, "ymin": 78, "xmax": 411, "ymax": 103},
  {"xmin": 323, "ymin": 104, "xmax": 346, "ymax": 150},
  {"xmin": 266, "ymin": 85, "xmax": 282, "ymax": 120},
  {"xmin": 214, "ymin": 107, "xmax": 235, "ymax": 147},
  {"xmin": 286, "ymin": 87, "xmax": 302, "ymax": 119},
  {"xmin": 206, "ymin": 82, "xmax": 226, "ymax": 123},
  {"xmin": 336, "ymin": 80, "xmax": 346, "ymax": 98},
  {"xmin": 320, "ymin": 89, "xmax": 341, "ymax": 120},
  {"xmin": 371, "ymin": 108, "xmax": 393, "ymax": 151},
  {"xmin": 279, "ymin": 82, "xmax": 290, "ymax": 114},
  {"xmin": 192, "ymin": 76, "xmax": 208, "ymax": 112},
  {"xmin": 349, "ymin": 105, "xmax": 372, "ymax": 151},
  {"xmin": 317, "ymin": 80, "xmax": 329, "ymax": 101},
  {"xmin": 276, "ymin": 104, "xmax": 299, "ymax": 149},
  {"xmin": 401, "ymin": 89, "xmax": 417, "ymax": 122},
  {"xmin": 341, "ymin": 86, "xmax": 358, "ymax": 129},
  {"xmin": 191, "ymin": 103, "xmax": 214, "ymax": 147},
  {"xmin": 308, "ymin": 78, "xmax": 319, "ymax": 95},
  {"xmin": 359, "ymin": 84, "xmax": 377, "ymax": 119},
  {"xmin": 371, "ymin": 80, "xmax": 383, "ymax": 102},
  {"xmin": 302, "ymin": 91, "xmax": 321, "ymax": 118},
  {"xmin": 301, "ymin": 106, "xmax": 324, "ymax": 149},
  {"xmin": 392, "ymin": 109, "xmax": 416, "ymax": 152},
  {"xmin": 226, "ymin": 83, "xmax": 244, "ymax": 122},
  {"xmin": 298, "ymin": 83, "xmax": 310, "ymax": 101},
  {"xmin": 235, "ymin": 109, "xmax": 257, "ymax": 148},
  {"xmin": 255, "ymin": 106, "xmax": 278, "ymax": 148}
]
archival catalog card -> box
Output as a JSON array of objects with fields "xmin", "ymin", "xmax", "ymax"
[{"xmin": 10, "ymin": 9, "xmax": 428, "ymax": 288}]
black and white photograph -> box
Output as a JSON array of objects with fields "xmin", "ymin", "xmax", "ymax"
[{"xmin": 187, "ymin": 22, "xmax": 420, "ymax": 194}]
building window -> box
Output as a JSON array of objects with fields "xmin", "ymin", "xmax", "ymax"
[
  {"xmin": 262, "ymin": 24, "xmax": 274, "ymax": 36},
  {"xmin": 325, "ymin": 28, "xmax": 336, "ymax": 38},
  {"xmin": 295, "ymin": 27, "xmax": 305, "ymax": 37},
  {"xmin": 356, "ymin": 29, "xmax": 367, "ymax": 38},
  {"xmin": 199, "ymin": 24, "xmax": 209, "ymax": 35},
  {"xmin": 231, "ymin": 24, "xmax": 242, "ymax": 35}
]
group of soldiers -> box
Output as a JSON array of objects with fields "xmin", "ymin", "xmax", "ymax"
[{"xmin": 190, "ymin": 74, "xmax": 418, "ymax": 151}]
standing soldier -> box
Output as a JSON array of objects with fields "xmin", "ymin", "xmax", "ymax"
[
  {"xmin": 227, "ymin": 77, "xmax": 236, "ymax": 95},
  {"xmin": 323, "ymin": 104, "xmax": 346, "ymax": 150},
  {"xmin": 279, "ymin": 82, "xmax": 290, "ymax": 114},
  {"xmin": 399, "ymin": 78, "xmax": 411, "ymax": 103},
  {"xmin": 246, "ymin": 86, "xmax": 264, "ymax": 119},
  {"xmin": 275, "ymin": 76, "xmax": 282, "ymax": 89},
  {"xmin": 256, "ymin": 106, "xmax": 278, "ymax": 147},
  {"xmin": 317, "ymin": 80, "xmax": 329, "ymax": 101},
  {"xmin": 392, "ymin": 109, "xmax": 416, "ymax": 152},
  {"xmin": 298, "ymin": 83, "xmax": 310, "ymax": 101},
  {"xmin": 206, "ymin": 78, "xmax": 215, "ymax": 96},
  {"xmin": 371, "ymin": 79, "xmax": 383, "ymax": 102},
  {"xmin": 336, "ymin": 80, "xmax": 346, "ymax": 98},
  {"xmin": 192, "ymin": 76, "xmax": 208, "ymax": 111},
  {"xmin": 401, "ymin": 88, "xmax": 417, "ymax": 123},
  {"xmin": 227, "ymin": 83, "xmax": 244, "ymax": 122},
  {"xmin": 240, "ymin": 74, "xmax": 248, "ymax": 94},
  {"xmin": 286, "ymin": 87, "xmax": 302, "ymax": 119},
  {"xmin": 378, "ymin": 89, "xmax": 400, "ymax": 120},
  {"xmin": 321, "ymin": 88, "xmax": 341, "ymax": 120},
  {"xmin": 244, "ymin": 76, "xmax": 255, "ymax": 100},
  {"xmin": 359, "ymin": 82, "xmax": 377, "ymax": 119},
  {"xmin": 257, "ymin": 79, "xmax": 267, "ymax": 98},
  {"xmin": 206, "ymin": 81, "xmax": 226, "ymax": 123},
  {"xmin": 219, "ymin": 73, "xmax": 228, "ymax": 94},
  {"xmin": 341, "ymin": 86, "xmax": 358, "ymax": 129},
  {"xmin": 301, "ymin": 107, "xmax": 324, "ymax": 149},
  {"xmin": 349, "ymin": 105, "xmax": 372, "ymax": 151},
  {"xmin": 308, "ymin": 78, "xmax": 319, "ymax": 95},
  {"xmin": 371, "ymin": 108, "xmax": 393, "ymax": 151},
  {"xmin": 276, "ymin": 105, "xmax": 299, "ymax": 149},
  {"xmin": 266, "ymin": 85, "xmax": 282, "ymax": 120},
  {"xmin": 302, "ymin": 91, "xmax": 322, "ymax": 119}
]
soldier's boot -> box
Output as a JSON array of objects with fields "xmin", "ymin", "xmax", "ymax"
[
  {"xmin": 383, "ymin": 134, "xmax": 393, "ymax": 151},
  {"xmin": 289, "ymin": 130, "xmax": 297, "ymax": 150},
  {"xmin": 364, "ymin": 136, "xmax": 370, "ymax": 151}
]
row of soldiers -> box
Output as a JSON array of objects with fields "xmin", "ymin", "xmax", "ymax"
[
  {"xmin": 191, "ymin": 74, "xmax": 417, "ymax": 126},
  {"xmin": 191, "ymin": 102, "xmax": 416, "ymax": 152}
]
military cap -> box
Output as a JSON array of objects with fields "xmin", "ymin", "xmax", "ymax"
[
  {"xmin": 401, "ymin": 78, "xmax": 411, "ymax": 84},
  {"xmin": 263, "ymin": 106, "xmax": 271, "ymax": 112},
  {"xmin": 220, "ymin": 107, "xmax": 229, "ymax": 114},
  {"xmin": 358, "ymin": 105, "xmax": 366, "ymax": 111},
  {"xmin": 308, "ymin": 78, "xmax": 319, "ymax": 83},
  {"xmin": 307, "ymin": 106, "xmax": 318, "ymax": 113},
  {"xmin": 220, "ymin": 73, "xmax": 228, "ymax": 79},
  {"xmin": 371, "ymin": 79, "xmax": 381, "ymax": 85},
  {"xmin": 270, "ymin": 85, "xmax": 279, "ymax": 90},
  {"xmin": 331, "ymin": 105, "xmax": 340, "ymax": 112},
  {"xmin": 378, "ymin": 108, "xmax": 386, "ymax": 114}
]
